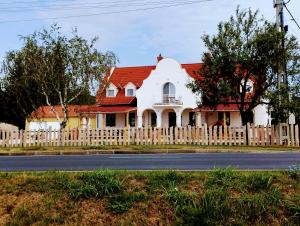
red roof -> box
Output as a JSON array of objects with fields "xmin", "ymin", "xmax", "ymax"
[
  {"xmin": 80, "ymin": 106, "xmax": 137, "ymax": 114},
  {"xmin": 96, "ymin": 63, "xmax": 202, "ymax": 105},
  {"xmin": 30, "ymin": 105, "xmax": 92, "ymax": 118},
  {"xmin": 195, "ymin": 104, "xmax": 241, "ymax": 112}
]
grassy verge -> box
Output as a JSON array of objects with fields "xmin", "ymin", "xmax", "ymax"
[
  {"xmin": 0, "ymin": 144, "xmax": 299, "ymax": 153},
  {"xmin": 0, "ymin": 169, "xmax": 300, "ymax": 225}
]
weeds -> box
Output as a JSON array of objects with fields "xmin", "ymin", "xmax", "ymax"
[
  {"xmin": 147, "ymin": 171, "xmax": 186, "ymax": 191},
  {"xmin": 242, "ymin": 173, "xmax": 274, "ymax": 192},
  {"xmin": 205, "ymin": 167, "xmax": 237, "ymax": 188}
]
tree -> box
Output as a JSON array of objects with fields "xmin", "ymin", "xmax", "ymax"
[
  {"xmin": 2, "ymin": 24, "xmax": 116, "ymax": 129},
  {"xmin": 188, "ymin": 7, "xmax": 300, "ymax": 126}
]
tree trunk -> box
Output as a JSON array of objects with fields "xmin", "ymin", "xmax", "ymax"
[{"xmin": 241, "ymin": 111, "xmax": 252, "ymax": 145}]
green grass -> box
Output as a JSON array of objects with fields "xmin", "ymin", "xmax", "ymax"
[
  {"xmin": 0, "ymin": 144, "xmax": 299, "ymax": 153},
  {"xmin": 0, "ymin": 169, "xmax": 300, "ymax": 225}
]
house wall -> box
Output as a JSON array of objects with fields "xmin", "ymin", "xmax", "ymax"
[
  {"xmin": 182, "ymin": 109, "xmax": 193, "ymax": 127},
  {"xmin": 254, "ymin": 104, "xmax": 270, "ymax": 126},
  {"xmin": 230, "ymin": 112, "xmax": 242, "ymax": 126},
  {"xmin": 26, "ymin": 116, "xmax": 96, "ymax": 130},
  {"xmin": 136, "ymin": 58, "xmax": 200, "ymax": 127}
]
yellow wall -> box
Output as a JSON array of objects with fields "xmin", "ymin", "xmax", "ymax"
[{"xmin": 26, "ymin": 116, "xmax": 96, "ymax": 130}]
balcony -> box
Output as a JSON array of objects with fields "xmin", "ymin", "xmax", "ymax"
[{"xmin": 153, "ymin": 95, "xmax": 183, "ymax": 106}]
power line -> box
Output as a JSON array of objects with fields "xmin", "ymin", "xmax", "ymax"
[
  {"xmin": 0, "ymin": 0, "xmax": 191, "ymax": 12},
  {"xmin": 0, "ymin": 0, "xmax": 215, "ymax": 24},
  {"xmin": 284, "ymin": 3, "xmax": 300, "ymax": 31}
]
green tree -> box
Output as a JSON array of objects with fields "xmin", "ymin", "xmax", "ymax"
[
  {"xmin": 1, "ymin": 24, "xmax": 116, "ymax": 129},
  {"xmin": 188, "ymin": 7, "xmax": 300, "ymax": 126}
]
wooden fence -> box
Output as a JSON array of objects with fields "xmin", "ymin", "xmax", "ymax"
[{"xmin": 0, "ymin": 123, "xmax": 299, "ymax": 148}]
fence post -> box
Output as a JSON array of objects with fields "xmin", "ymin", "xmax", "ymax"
[
  {"xmin": 290, "ymin": 124, "xmax": 295, "ymax": 146},
  {"xmin": 271, "ymin": 125, "xmax": 275, "ymax": 146},
  {"xmin": 295, "ymin": 124, "xmax": 299, "ymax": 146}
]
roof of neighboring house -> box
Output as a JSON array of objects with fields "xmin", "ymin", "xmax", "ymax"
[
  {"xmin": 80, "ymin": 105, "xmax": 137, "ymax": 114},
  {"xmin": 30, "ymin": 105, "xmax": 92, "ymax": 119},
  {"xmin": 96, "ymin": 63, "xmax": 202, "ymax": 105}
]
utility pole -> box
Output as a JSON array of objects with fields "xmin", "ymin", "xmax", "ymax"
[
  {"xmin": 274, "ymin": 0, "xmax": 295, "ymax": 124},
  {"xmin": 275, "ymin": 0, "xmax": 287, "ymax": 86}
]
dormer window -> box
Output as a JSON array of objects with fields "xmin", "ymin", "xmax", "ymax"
[
  {"xmin": 126, "ymin": 88, "xmax": 134, "ymax": 96},
  {"xmin": 125, "ymin": 82, "xmax": 136, "ymax": 96},
  {"xmin": 107, "ymin": 89, "xmax": 115, "ymax": 97}
]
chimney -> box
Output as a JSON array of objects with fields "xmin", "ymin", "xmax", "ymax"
[{"xmin": 157, "ymin": 54, "xmax": 163, "ymax": 62}]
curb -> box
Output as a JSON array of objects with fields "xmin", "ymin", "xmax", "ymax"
[{"xmin": 0, "ymin": 148, "xmax": 299, "ymax": 156}]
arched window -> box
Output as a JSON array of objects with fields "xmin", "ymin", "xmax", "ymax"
[{"xmin": 163, "ymin": 82, "xmax": 175, "ymax": 97}]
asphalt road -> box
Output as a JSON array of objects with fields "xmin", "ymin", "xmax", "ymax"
[{"xmin": 0, "ymin": 152, "xmax": 300, "ymax": 171}]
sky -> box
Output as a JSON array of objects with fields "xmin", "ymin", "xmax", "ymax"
[{"xmin": 0, "ymin": 0, "xmax": 299, "ymax": 69}]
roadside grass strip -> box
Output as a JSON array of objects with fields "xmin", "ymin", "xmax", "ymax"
[{"xmin": 0, "ymin": 168, "xmax": 299, "ymax": 225}]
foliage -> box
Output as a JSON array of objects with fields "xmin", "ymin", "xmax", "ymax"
[
  {"xmin": 288, "ymin": 164, "xmax": 300, "ymax": 180},
  {"xmin": 1, "ymin": 24, "xmax": 116, "ymax": 128},
  {"xmin": 188, "ymin": 7, "xmax": 300, "ymax": 125}
]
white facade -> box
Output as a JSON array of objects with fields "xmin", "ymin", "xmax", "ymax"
[{"xmin": 136, "ymin": 58, "xmax": 200, "ymax": 128}]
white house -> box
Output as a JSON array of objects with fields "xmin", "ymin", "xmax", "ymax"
[
  {"xmin": 28, "ymin": 55, "xmax": 271, "ymax": 129},
  {"xmin": 86, "ymin": 55, "xmax": 271, "ymax": 128}
]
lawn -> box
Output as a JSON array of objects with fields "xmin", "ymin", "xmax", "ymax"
[
  {"xmin": 0, "ymin": 144, "xmax": 299, "ymax": 154},
  {"xmin": 0, "ymin": 169, "xmax": 300, "ymax": 225}
]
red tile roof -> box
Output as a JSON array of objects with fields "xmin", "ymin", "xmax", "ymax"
[
  {"xmin": 80, "ymin": 106, "xmax": 137, "ymax": 114},
  {"xmin": 96, "ymin": 63, "xmax": 202, "ymax": 105},
  {"xmin": 30, "ymin": 105, "xmax": 92, "ymax": 119}
]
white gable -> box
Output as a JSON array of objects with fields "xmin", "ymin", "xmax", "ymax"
[
  {"xmin": 106, "ymin": 83, "xmax": 118, "ymax": 97},
  {"xmin": 136, "ymin": 58, "xmax": 200, "ymax": 117}
]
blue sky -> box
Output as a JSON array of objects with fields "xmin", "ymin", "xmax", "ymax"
[{"xmin": 0, "ymin": 0, "xmax": 299, "ymax": 68}]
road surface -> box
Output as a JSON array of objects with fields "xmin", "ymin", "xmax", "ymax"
[{"xmin": 0, "ymin": 152, "xmax": 300, "ymax": 171}]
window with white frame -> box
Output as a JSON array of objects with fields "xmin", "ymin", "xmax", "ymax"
[
  {"xmin": 107, "ymin": 89, "xmax": 115, "ymax": 97},
  {"xmin": 126, "ymin": 88, "xmax": 134, "ymax": 96}
]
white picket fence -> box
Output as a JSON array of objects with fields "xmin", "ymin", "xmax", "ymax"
[{"xmin": 0, "ymin": 123, "xmax": 299, "ymax": 147}]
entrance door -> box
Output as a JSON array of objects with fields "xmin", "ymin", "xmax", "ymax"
[{"xmin": 169, "ymin": 112, "xmax": 177, "ymax": 127}]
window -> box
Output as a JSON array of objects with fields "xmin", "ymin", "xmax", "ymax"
[
  {"xmin": 151, "ymin": 112, "xmax": 157, "ymax": 126},
  {"xmin": 129, "ymin": 112, "xmax": 135, "ymax": 127},
  {"xmin": 163, "ymin": 82, "xmax": 175, "ymax": 97},
  {"xmin": 107, "ymin": 89, "xmax": 114, "ymax": 97},
  {"xmin": 189, "ymin": 112, "xmax": 195, "ymax": 126},
  {"xmin": 218, "ymin": 112, "xmax": 230, "ymax": 126},
  {"xmin": 127, "ymin": 88, "xmax": 134, "ymax": 96},
  {"xmin": 106, "ymin": 114, "xmax": 116, "ymax": 127}
]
